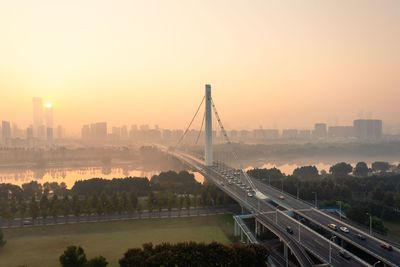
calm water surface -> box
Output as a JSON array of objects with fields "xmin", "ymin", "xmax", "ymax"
[{"xmin": 0, "ymin": 167, "xmax": 205, "ymax": 188}]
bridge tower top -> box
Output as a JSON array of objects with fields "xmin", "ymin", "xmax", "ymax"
[{"xmin": 205, "ymin": 84, "xmax": 213, "ymax": 166}]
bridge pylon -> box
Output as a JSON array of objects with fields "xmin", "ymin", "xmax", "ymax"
[{"xmin": 205, "ymin": 84, "xmax": 213, "ymax": 166}]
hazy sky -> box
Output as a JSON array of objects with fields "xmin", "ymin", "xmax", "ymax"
[{"xmin": 1, "ymin": 0, "xmax": 399, "ymax": 134}]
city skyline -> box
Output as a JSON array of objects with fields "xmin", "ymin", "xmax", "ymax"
[{"xmin": 1, "ymin": 1, "xmax": 400, "ymax": 133}]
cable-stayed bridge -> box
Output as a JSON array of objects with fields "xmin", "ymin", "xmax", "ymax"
[{"xmin": 160, "ymin": 85, "xmax": 399, "ymax": 267}]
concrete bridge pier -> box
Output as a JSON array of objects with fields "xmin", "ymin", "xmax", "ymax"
[{"xmin": 283, "ymin": 243, "xmax": 289, "ymax": 267}]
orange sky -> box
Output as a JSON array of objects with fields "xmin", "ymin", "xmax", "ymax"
[{"xmin": 0, "ymin": 1, "xmax": 399, "ymax": 134}]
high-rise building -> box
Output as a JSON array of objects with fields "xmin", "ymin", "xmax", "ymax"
[
  {"xmin": 32, "ymin": 97, "xmax": 44, "ymax": 137},
  {"xmin": 81, "ymin": 125, "xmax": 91, "ymax": 139},
  {"xmin": 90, "ymin": 122, "xmax": 107, "ymax": 140},
  {"xmin": 1, "ymin": 121, "xmax": 12, "ymax": 144},
  {"xmin": 44, "ymin": 103, "xmax": 53, "ymax": 128},
  {"xmin": 313, "ymin": 123, "xmax": 327, "ymax": 139},
  {"xmin": 353, "ymin": 119, "xmax": 383, "ymax": 141},
  {"xmin": 47, "ymin": 127, "xmax": 53, "ymax": 142},
  {"xmin": 328, "ymin": 126, "xmax": 354, "ymax": 139},
  {"xmin": 27, "ymin": 126, "xmax": 34, "ymax": 139},
  {"xmin": 282, "ymin": 129, "xmax": 298, "ymax": 139}
]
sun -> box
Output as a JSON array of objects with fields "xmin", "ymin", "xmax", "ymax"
[{"xmin": 44, "ymin": 102, "xmax": 53, "ymax": 109}]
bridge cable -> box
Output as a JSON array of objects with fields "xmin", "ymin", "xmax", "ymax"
[
  {"xmin": 211, "ymin": 97, "xmax": 258, "ymax": 191},
  {"xmin": 173, "ymin": 96, "xmax": 205, "ymax": 150},
  {"xmin": 195, "ymin": 110, "xmax": 205, "ymax": 145}
]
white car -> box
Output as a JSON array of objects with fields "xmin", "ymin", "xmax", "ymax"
[
  {"xmin": 340, "ymin": 226, "xmax": 350, "ymax": 233},
  {"xmin": 247, "ymin": 192, "xmax": 254, "ymax": 197}
]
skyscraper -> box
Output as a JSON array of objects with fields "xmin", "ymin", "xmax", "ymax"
[
  {"xmin": 1, "ymin": 121, "xmax": 12, "ymax": 144},
  {"xmin": 32, "ymin": 97, "xmax": 44, "ymax": 137}
]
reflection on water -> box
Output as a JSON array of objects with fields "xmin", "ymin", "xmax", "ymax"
[{"xmin": 0, "ymin": 167, "xmax": 205, "ymax": 188}]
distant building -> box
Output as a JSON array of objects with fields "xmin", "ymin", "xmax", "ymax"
[
  {"xmin": 27, "ymin": 126, "xmax": 34, "ymax": 139},
  {"xmin": 91, "ymin": 122, "xmax": 107, "ymax": 140},
  {"xmin": 1, "ymin": 121, "xmax": 12, "ymax": 144},
  {"xmin": 264, "ymin": 129, "xmax": 279, "ymax": 140},
  {"xmin": 121, "ymin": 125, "xmax": 128, "ymax": 140},
  {"xmin": 253, "ymin": 129, "xmax": 265, "ymax": 140},
  {"xmin": 298, "ymin": 130, "xmax": 311, "ymax": 139},
  {"xmin": 313, "ymin": 123, "xmax": 327, "ymax": 139},
  {"xmin": 47, "ymin": 127, "xmax": 53, "ymax": 142},
  {"xmin": 353, "ymin": 119, "xmax": 382, "ymax": 141},
  {"xmin": 81, "ymin": 125, "xmax": 91, "ymax": 139},
  {"xmin": 328, "ymin": 126, "xmax": 354, "ymax": 139},
  {"xmin": 282, "ymin": 129, "xmax": 298, "ymax": 139}
]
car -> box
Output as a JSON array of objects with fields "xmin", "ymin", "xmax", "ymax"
[
  {"xmin": 339, "ymin": 250, "xmax": 352, "ymax": 260},
  {"xmin": 220, "ymin": 182, "xmax": 224, "ymax": 186},
  {"xmin": 23, "ymin": 220, "xmax": 33, "ymax": 226},
  {"xmin": 228, "ymin": 181, "xmax": 233, "ymax": 185},
  {"xmin": 356, "ymin": 234, "xmax": 366, "ymax": 240},
  {"xmin": 247, "ymin": 192, "xmax": 253, "ymax": 197},
  {"xmin": 328, "ymin": 224, "xmax": 338, "ymax": 231},
  {"xmin": 279, "ymin": 195, "xmax": 285, "ymax": 200},
  {"xmin": 340, "ymin": 226, "xmax": 350, "ymax": 233},
  {"xmin": 246, "ymin": 186, "xmax": 251, "ymax": 190},
  {"xmin": 286, "ymin": 226, "xmax": 294, "ymax": 235},
  {"xmin": 380, "ymin": 243, "xmax": 393, "ymax": 251},
  {"xmin": 299, "ymin": 218, "xmax": 306, "ymax": 224}
]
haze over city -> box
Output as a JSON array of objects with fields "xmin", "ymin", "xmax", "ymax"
[
  {"xmin": 1, "ymin": 0, "xmax": 400, "ymax": 134},
  {"xmin": 2, "ymin": 2, "xmax": 400, "ymax": 267}
]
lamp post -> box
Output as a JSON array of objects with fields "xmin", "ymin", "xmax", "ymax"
[
  {"xmin": 298, "ymin": 220, "xmax": 301, "ymax": 242},
  {"xmin": 329, "ymin": 236, "xmax": 337, "ymax": 264},
  {"xmin": 367, "ymin": 213, "xmax": 372, "ymax": 235},
  {"xmin": 373, "ymin": 260, "xmax": 381, "ymax": 267},
  {"xmin": 312, "ymin": 192, "xmax": 318, "ymax": 208},
  {"xmin": 281, "ymin": 179, "xmax": 284, "ymax": 192},
  {"xmin": 338, "ymin": 201, "xmax": 342, "ymax": 220}
]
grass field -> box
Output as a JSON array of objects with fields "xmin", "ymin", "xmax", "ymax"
[{"xmin": 0, "ymin": 215, "xmax": 234, "ymax": 267}]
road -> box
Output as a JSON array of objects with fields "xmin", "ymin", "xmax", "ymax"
[
  {"xmin": 169, "ymin": 149, "xmax": 369, "ymax": 267},
  {"xmin": 0, "ymin": 207, "xmax": 233, "ymax": 229},
  {"xmin": 251, "ymin": 177, "xmax": 400, "ymax": 267}
]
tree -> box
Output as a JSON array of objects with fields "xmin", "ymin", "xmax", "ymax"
[
  {"xmin": 39, "ymin": 194, "xmax": 49, "ymax": 222},
  {"xmin": 29, "ymin": 196, "xmax": 39, "ymax": 224},
  {"xmin": 292, "ymin": 166, "xmax": 319, "ymax": 179},
  {"xmin": 72, "ymin": 195, "xmax": 82, "ymax": 221},
  {"xmin": 62, "ymin": 196, "xmax": 71, "ymax": 223},
  {"xmin": 329, "ymin": 162, "xmax": 353, "ymax": 177},
  {"xmin": 0, "ymin": 228, "xmax": 6, "ymax": 247},
  {"xmin": 18, "ymin": 198, "xmax": 27, "ymax": 225},
  {"xmin": 129, "ymin": 192, "xmax": 138, "ymax": 212},
  {"xmin": 185, "ymin": 194, "xmax": 191, "ymax": 215},
  {"xmin": 59, "ymin": 246, "xmax": 87, "ymax": 267},
  {"xmin": 353, "ymin": 162, "xmax": 369, "ymax": 177},
  {"xmin": 147, "ymin": 191, "xmax": 154, "ymax": 216},
  {"xmin": 86, "ymin": 256, "xmax": 108, "ymax": 267},
  {"xmin": 372, "ymin": 161, "xmax": 390, "ymax": 173},
  {"xmin": 50, "ymin": 194, "xmax": 60, "ymax": 223}
]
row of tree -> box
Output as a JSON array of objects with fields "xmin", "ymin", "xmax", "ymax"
[
  {"xmin": 0, "ymin": 170, "xmax": 202, "ymax": 202},
  {"xmin": 59, "ymin": 242, "xmax": 269, "ymax": 267},
  {"xmin": 0, "ymin": 181, "xmax": 232, "ymax": 224}
]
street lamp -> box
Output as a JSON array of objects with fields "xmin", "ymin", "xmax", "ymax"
[
  {"xmin": 338, "ymin": 201, "xmax": 342, "ymax": 220},
  {"xmin": 367, "ymin": 213, "xmax": 372, "ymax": 235},
  {"xmin": 373, "ymin": 261, "xmax": 381, "ymax": 267},
  {"xmin": 329, "ymin": 235, "xmax": 337, "ymax": 264},
  {"xmin": 281, "ymin": 179, "xmax": 284, "ymax": 192},
  {"xmin": 298, "ymin": 219, "xmax": 301, "ymax": 242},
  {"xmin": 312, "ymin": 192, "xmax": 318, "ymax": 208}
]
